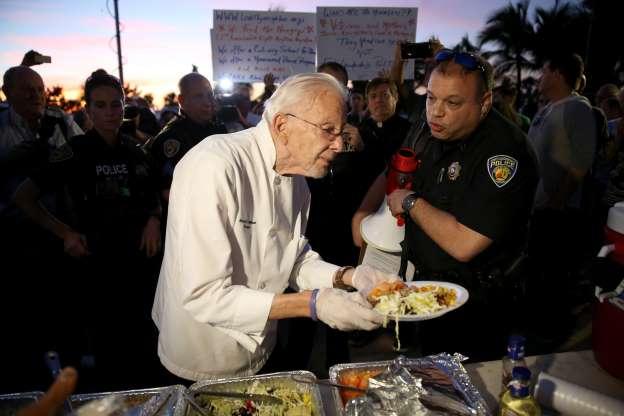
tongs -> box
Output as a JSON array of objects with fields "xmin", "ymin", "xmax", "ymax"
[
  {"xmin": 187, "ymin": 389, "xmax": 283, "ymax": 409},
  {"xmin": 290, "ymin": 374, "xmax": 366, "ymax": 392}
]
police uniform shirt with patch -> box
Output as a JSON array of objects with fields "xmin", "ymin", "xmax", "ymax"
[
  {"xmin": 150, "ymin": 113, "xmax": 227, "ymax": 190},
  {"xmin": 406, "ymin": 109, "xmax": 538, "ymax": 273},
  {"xmin": 0, "ymin": 106, "xmax": 82, "ymax": 214},
  {"xmin": 31, "ymin": 129, "xmax": 159, "ymax": 255}
]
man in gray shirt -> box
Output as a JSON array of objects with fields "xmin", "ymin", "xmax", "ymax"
[
  {"xmin": 527, "ymin": 53, "xmax": 596, "ymax": 346},
  {"xmin": 529, "ymin": 54, "xmax": 596, "ymax": 211}
]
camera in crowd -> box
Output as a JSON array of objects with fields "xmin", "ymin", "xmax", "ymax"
[{"xmin": 400, "ymin": 41, "xmax": 434, "ymax": 60}]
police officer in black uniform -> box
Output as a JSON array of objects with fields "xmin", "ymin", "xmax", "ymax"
[
  {"xmin": 386, "ymin": 50, "xmax": 538, "ymax": 361},
  {"xmin": 150, "ymin": 73, "xmax": 226, "ymax": 203},
  {"xmin": 0, "ymin": 65, "xmax": 83, "ymax": 393},
  {"xmin": 15, "ymin": 70, "xmax": 163, "ymax": 391}
]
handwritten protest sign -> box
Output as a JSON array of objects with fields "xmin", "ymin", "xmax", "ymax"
[
  {"xmin": 316, "ymin": 7, "xmax": 418, "ymax": 81},
  {"xmin": 212, "ymin": 10, "xmax": 316, "ymax": 82}
]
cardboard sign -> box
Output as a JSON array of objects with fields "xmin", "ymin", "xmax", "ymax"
[
  {"xmin": 316, "ymin": 7, "xmax": 418, "ymax": 81},
  {"xmin": 212, "ymin": 10, "xmax": 316, "ymax": 82}
]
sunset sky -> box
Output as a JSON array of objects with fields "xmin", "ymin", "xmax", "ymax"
[{"xmin": 1, "ymin": 0, "xmax": 563, "ymax": 107}]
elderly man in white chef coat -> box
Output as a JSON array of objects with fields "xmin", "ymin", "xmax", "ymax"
[{"xmin": 152, "ymin": 72, "xmax": 396, "ymax": 381}]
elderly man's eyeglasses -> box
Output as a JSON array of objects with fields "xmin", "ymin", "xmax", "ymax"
[
  {"xmin": 285, "ymin": 113, "xmax": 343, "ymax": 139},
  {"xmin": 435, "ymin": 49, "xmax": 487, "ymax": 81}
]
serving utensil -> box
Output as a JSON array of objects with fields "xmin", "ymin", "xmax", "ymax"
[
  {"xmin": 290, "ymin": 374, "xmax": 366, "ymax": 392},
  {"xmin": 187, "ymin": 389, "xmax": 283, "ymax": 410}
]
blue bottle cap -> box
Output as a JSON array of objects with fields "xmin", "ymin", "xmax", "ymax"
[
  {"xmin": 512, "ymin": 366, "xmax": 531, "ymax": 380},
  {"xmin": 509, "ymin": 335, "xmax": 526, "ymax": 346},
  {"xmin": 508, "ymin": 335, "xmax": 526, "ymax": 359}
]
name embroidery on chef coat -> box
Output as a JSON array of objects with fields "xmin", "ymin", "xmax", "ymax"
[
  {"xmin": 487, "ymin": 155, "xmax": 518, "ymax": 188},
  {"xmin": 239, "ymin": 219, "xmax": 256, "ymax": 229}
]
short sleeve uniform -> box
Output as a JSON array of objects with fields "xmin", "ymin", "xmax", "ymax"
[
  {"xmin": 31, "ymin": 129, "xmax": 160, "ymax": 256},
  {"xmin": 405, "ymin": 110, "xmax": 538, "ymax": 274},
  {"xmin": 150, "ymin": 115, "xmax": 227, "ymax": 191}
]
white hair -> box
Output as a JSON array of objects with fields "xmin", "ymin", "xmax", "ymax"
[{"xmin": 263, "ymin": 73, "xmax": 347, "ymax": 122}]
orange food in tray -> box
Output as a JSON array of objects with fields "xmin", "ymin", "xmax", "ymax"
[{"xmin": 337, "ymin": 368, "xmax": 383, "ymax": 404}]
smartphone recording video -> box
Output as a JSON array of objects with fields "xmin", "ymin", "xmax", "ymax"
[{"xmin": 401, "ymin": 42, "xmax": 434, "ymax": 60}]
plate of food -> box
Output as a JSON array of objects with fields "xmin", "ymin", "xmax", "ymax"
[{"xmin": 367, "ymin": 280, "xmax": 469, "ymax": 322}]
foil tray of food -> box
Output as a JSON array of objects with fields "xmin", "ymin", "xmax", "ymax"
[
  {"xmin": 329, "ymin": 354, "xmax": 491, "ymax": 416},
  {"xmin": 70, "ymin": 385, "xmax": 185, "ymax": 416},
  {"xmin": 0, "ymin": 392, "xmax": 43, "ymax": 416},
  {"xmin": 187, "ymin": 370, "xmax": 326, "ymax": 416}
]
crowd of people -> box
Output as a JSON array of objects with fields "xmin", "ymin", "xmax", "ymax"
[{"xmin": 1, "ymin": 42, "xmax": 622, "ymax": 394}]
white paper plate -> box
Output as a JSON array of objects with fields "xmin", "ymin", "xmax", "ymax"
[{"xmin": 377, "ymin": 280, "xmax": 469, "ymax": 322}]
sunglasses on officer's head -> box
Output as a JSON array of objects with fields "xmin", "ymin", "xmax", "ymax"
[{"xmin": 435, "ymin": 49, "xmax": 487, "ymax": 83}]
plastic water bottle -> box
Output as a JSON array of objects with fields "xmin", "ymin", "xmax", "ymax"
[{"xmin": 502, "ymin": 335, "xmax": 527, "ymax": 394}]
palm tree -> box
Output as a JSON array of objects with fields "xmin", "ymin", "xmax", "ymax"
[
  {"xmin": 478, "ymin": 0, "xmax": 535, "ymax": 102},
  {"xmin": 453, "ymin": 34, "xmax": 480, "ymax": 53},
  {"xmin": 578, "ymin": 0, "xmax": 624, "ymax": 98},
  {"xmin": 533, "ymin": 1, "xmax": 590, "ymax": 67}
]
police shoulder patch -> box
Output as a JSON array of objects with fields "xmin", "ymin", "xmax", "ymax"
[
  {"xmin": 487, "ymin": 155, "xmax": 518, "ymax": 188},
  {"xmin": 163, "ymin": 139, "xmax": 180, "ymax": 158}
]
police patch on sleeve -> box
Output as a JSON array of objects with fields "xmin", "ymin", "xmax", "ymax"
[
  {"xmin": 487, "ymin": 155, "xmax": 518, "ymax": 188},
  {"xmin": 163, "ymin": 139, "xmax": 180, "ymax": 158}
]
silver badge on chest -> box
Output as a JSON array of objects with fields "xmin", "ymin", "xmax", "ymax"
[{"xmin": 447, "ymin": 161, "xmax": 461, "ymax": 181}]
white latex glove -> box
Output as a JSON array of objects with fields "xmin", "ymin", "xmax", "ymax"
[
  {"xmin": 316, "ymin": 288, "xmax": 383, "ymax": 331},
  {"xmin": 351, "ymin": 265, "xmax": 402, "ymax": 297}
]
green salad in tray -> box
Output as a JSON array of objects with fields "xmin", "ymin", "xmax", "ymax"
[{"xmin": 193, "ymin": 380, "xmax": 314, "ymax": 416}]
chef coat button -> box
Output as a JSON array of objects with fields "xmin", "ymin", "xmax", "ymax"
[
  {"xmin": 274, "ymin": 177, "xmax": 281, "ymax": 185},
  {"xmin": 269, "ymin": 229, "xmax": 276, "ymax": 237},
  {"xmin": 259, "ymin": 282, "xmax": 266, "ymax": 289}
]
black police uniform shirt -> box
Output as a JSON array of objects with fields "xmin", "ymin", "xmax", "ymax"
[
  {"xmin": 31, "ymin": 129, "xmax": 160, "ymax": 256},
  {"xmin": 1, "ymin": 106, "xmax": 80, "ymax": 218},
  {"xmin": 405, "ymin": 109, "xmax": 538, "ymax": 276},
  {"xmin": 150, "ymin": 113, "xmax": 227, "ymax": 191}
]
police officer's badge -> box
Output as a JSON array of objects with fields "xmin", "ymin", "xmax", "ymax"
[
  {"xmin": 163, "ymin": 139, "xmax": 180, "ymax": 158},
  {"xmin": 447, "ymin": 161, "xmax": 461, "ymax": 181},
  {"xmin": 487, "ymin": 155, "xmax": 518, "ymax": 188}
]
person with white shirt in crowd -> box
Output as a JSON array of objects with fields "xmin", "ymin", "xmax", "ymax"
[{"xmin": 152, "ymin": 72, "xmax": 395, "ymax": 381}]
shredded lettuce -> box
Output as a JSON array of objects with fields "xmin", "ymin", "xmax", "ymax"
[
  {"xmin": 197, "ymin": 381, "xmax": 314, "ymax": 416},
  {"xmin": 374, "ymin": 286, "xmax": 452, "ymax": 316}
]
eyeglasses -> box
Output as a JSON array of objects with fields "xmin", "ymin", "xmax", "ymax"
[
  {"xmin": 435, "ymin": 49, "xmax": 487, "ymax": 82},
  {"xmin": 285, "ymin": 113, "xmax": 343, "ymax": 139}
]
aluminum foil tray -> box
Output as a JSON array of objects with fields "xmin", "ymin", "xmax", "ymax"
[
  {"xmin": 0, "ymin": 392, "xmax": 43, "ymax": 416},
  {"xmin": 187, "ymin": 370, "xmax": 326, "ymax": 416},
  {"xmin": 329, "ymin": 353, "xmax": 491, "ymax": 415},
  {"xmin": 70, "ymin": 385, "xmax": 185, "ymax": 416}
]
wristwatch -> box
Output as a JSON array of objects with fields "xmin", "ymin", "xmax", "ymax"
[
  {"xmin": 401, "ymin": 192, "xmax": 420, "ymax": 214},
  {"xmin": 333, "ymin": 266, "xmax": 354, "ymax": 291}
]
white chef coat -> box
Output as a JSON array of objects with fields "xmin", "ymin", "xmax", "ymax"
[{"xmin": 152, "ymin": 119, "xmax": 339, "ymax": 381}]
